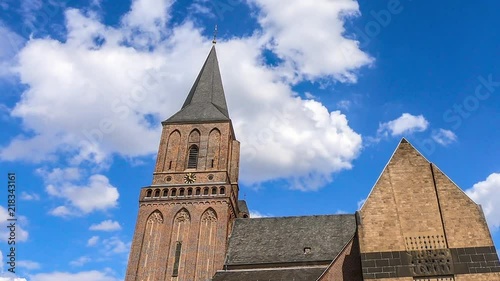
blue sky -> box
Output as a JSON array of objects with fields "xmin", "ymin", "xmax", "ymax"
[{"xmin": 0, "ymin": 0, "xmax": 499, "ymax": 280}]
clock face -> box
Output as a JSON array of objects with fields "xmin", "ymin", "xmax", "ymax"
[{"xmin": 184, "ymin": 173, "xmax": 196, "ymax": 184}]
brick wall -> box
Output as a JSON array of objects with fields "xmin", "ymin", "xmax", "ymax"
[
  {"xmin": 125, "ymin": 199, "xmax": 235, "ymax": 281},
  {"xmin": 455, "ymin": 272, "xmax": 500, "ymax": 280},
  {"xmin": 359, "ymin": 141, "xmax": 446, "ymax": 254},
  {"xmin": 154, "ymin": 122, "xmax": 236, "ymax": 185},
  {"xmin": 432, "ymin": 166, "xmax": 494, "ymax": 248},
  {"xmin": 320, "ymin": 237, "xmax": 363, "ymax": 280}
]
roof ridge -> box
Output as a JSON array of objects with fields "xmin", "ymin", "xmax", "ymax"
[{"xmin": 240, "ymin": 214, "xmax": 355, "ymax": 220}]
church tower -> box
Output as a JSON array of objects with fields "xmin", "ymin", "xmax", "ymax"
[{"xmin": 125, "ymin": 46, "xmax": 247, "ymax": 281}]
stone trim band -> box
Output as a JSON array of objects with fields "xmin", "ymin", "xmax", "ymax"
[{"xmin": 361, "ymin": 246, "xmax": 500, "ymax": 279}]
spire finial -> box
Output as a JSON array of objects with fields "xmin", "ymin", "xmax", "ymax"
[{"xmin": 212, "ymin": 25, "xmax": 218, "ymax": 44}]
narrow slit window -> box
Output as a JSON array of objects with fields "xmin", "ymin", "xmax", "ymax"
[
  {"xmin": 211, "ymin": 159, "xmax": 214, "ymax": 168},
  {"xmin": 169, "ymin": 161, "xmax": 172, "ymax": 170},
  {"xmin": 172, "ymin": 242, "xmax": 182, "ymax": 277},
  {"xmin": 187, "ymin": 145, "xmax": 199, "ymax": 169}
]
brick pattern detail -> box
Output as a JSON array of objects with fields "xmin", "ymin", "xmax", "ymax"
[
  {"xmin": 319, "ymin": 237, "xmax": 363, "ymax": 281},
  {"xmin": 361, "ymin": 247, "xmax": 500, "ymax": 279},
  {"xmin": 405, "ymin": 235, "xmax": 446, "ymax": 251}
]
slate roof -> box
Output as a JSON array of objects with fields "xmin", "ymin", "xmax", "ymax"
[
  {"xmin": 212, "ymin": 267, "xmax": 327, "ymax": 281},
  {"xmin": 225, "ymin": 215, "xmax": 356, "ymax": 266},
  {"xmin": 164, "ymin": 46, "xmax": 230, "ymax": 124}
]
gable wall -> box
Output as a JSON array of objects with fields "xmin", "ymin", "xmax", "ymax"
[{"xmin": 358, "ymin": 140, "xmax": 500, "ymax": 280}]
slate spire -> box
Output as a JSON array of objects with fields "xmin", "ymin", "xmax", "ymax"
[{"xmin": 164, "ymin": 46, "xmax": 230, "ymax": 123}]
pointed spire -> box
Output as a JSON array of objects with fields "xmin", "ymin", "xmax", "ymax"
[{"xmin": 164, "ymin": 46, "xmax": 230, "ymax": 124}]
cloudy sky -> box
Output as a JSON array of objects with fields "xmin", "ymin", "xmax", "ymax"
[{"xmin": 0, "ymin": 0, "xmax": 499, "ymax": 280}]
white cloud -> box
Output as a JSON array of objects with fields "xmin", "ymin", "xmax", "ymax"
[
  {"xmin": 87, "ymin": 236, "xmax": 100, "ymax": 246},
  {"xmin": 249, "ymin": 0, "xmax": 373, "ymax": 82},
  {"xmin": 102, "ymin": 237, "xmax": 129, "ymax": 255},
  {"xmin": 20, "ymin": 192, "xmax": 40, "ymax": 201},
  {"xmin": 357, "ymin": 198, "xmax": 366, "ymax": 209},
  {"xmin": 122, "ymin": 0, "xmax": 173, "ymax": 32},
  {"xmin": 0, "ymin": 23, "xmax": 25, "ymax": 77},
  {"xmin": 30, "ymin": 270, "xmax": 118, "ymax": 281},
  {"xmin": 432, "ymin": 128, "xmax": 457, "ymax": 146},
  {"xmin": 0, "ymin": 206, "xmax": 29, "ymax": 242},
  {"xmin": 48, "ymin": 206, "xmax": 74, "ymax": 217},
  {"xmin": 89, "ymin": 220, "xmax": 121, "ymax": 232},
  {"xmin": 1, "ymin": 0, "xmax": 371, "ymax": 190},
  {"xmin": 70, "ymin": 256, "xmax": 91, "ymax": 267},
  {"xmin": 249, "ymin": 210, "xmax": 271, "ymax": 218},
  {"xmin": 17, "ymin": 260, "xmax": 41, "ymax": 270},
  {"xmin": 20, "ymin": 0, "xmax": 43, "ymax": 26},
  {"xmin": 0, "ymin": 277, "xmax": 27, "ymax": 281},
  {"xmin": 40, "ymin": 168, "xmax": 118, "ymax": 216},
  {"xmin": 0, "ymin": 251, "xmax": 28, "ymax": 280},
  {"xmin": 336, "ymin": 100, "xmax": 351, "ymax": 110},
  {"xmin": 378, "ymin": 113, "xmax": 429, "ymax": 137},
  {"xmin": 37, "ymin": 168, "xmax": 81, "ymax": 184},
  {"xmin": 466, "ymin": 173, "xmax": 500, "ymax": 231}
]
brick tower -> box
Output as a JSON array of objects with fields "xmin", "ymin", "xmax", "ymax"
[{"xmin": 125, "ymin": 46, "xmax": 246, "ymax": 281}]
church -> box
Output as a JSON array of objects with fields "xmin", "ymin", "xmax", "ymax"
[{"xmin": 125, "ymin": 46, "xmax": 500, "ymax": 281}]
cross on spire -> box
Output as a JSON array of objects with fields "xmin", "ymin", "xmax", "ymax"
[{"xmin": 212, "ymin": 25, "xmax": 218, "ymax": 44}]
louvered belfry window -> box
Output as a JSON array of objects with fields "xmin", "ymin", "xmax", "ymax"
[{"xmin": 187, "ymin": 145, "xmax": 199, "ymax": 169}]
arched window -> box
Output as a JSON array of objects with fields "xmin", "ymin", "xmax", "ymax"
[
  {"xmin": 179, "ymin": 188, "xmax": 185, "ymax": 196},
  {"xmin": 139, "ymin": 210, "xmax": 164, "ymax": 279},
  {"xmin": 196, "ymin": 188, "xmax": 201, "ymax": 195},
  {"xmin": 187, "ymin": 188, "xmax": 193, "ymax": 196},
  {"xmin": 211, "ymin": 187, "xmax": 217, "ymax": 195},
  {"xmin": 164, "ymin": 130, "xmax": 180, "ymax": 171},
  {"xmin": 154, "ymin": 189, "xmax": 160, "ymax": 197},
  {"xmin": 196, "ymin": 208, "xmax": 218, "ymax": 279},
  {"xmin": 171, "ymin": 188, "xmax": 177, "ymax": 196},
  {"xmin": 187, "ymin": 145, "xmax": 199, "ymax": 169},
  {"xmin": 146, "ymin": 189, "xmax": 152, "ymax": 197},
  {"xmin": 220, "ymin": 187, "xmax": 225, "ymax": 195},
  {"xmin": 162, "ymin": 189, "xmax": 168, "ymax": 197},
  {"xmin": 207, "ymin": 128, "xmax": 220, "ymax": 169},
  {"xmin": 203, "ymin": 187, "xmax": 209, "ymax": 195}
]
